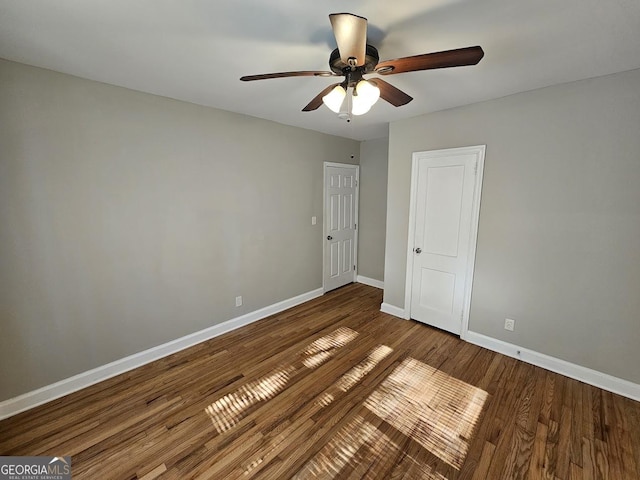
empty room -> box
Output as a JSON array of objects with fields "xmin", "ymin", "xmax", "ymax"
[{"xmin": 1, "ymin": 1, "xmax": 639, "ymax": 479}]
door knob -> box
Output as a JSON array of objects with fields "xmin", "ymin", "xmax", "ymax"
[
  {"xmin": 327, "ymin": 235, "xmax": 333, "ymax": 240},
  {"xmin": 414, "ymin": 247, "xmax": 422, "ymax": 254}
]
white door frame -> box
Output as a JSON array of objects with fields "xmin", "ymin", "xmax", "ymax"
[
  {"xmin": 404, "ymin": 145, "xmax": 485, "ymax": 339},
  {"xmin": 323, "ymin": 162, "xmax": 360, "ymax": 292}
]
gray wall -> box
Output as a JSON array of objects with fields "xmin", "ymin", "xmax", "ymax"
[
  {"xmin": 0, "ymin": 59, "xmax": 359, "ymax": 401},
  {"xmin": 384, "ymin": 68, "xmax": 640, "ymax": 384},
  {"xmin": 357, "ymin": 137, "xmax": 389, "ymax": 283}
]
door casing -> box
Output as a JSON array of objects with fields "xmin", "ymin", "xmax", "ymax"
[
  {"xmin": 404, "ymin": 145, "xmax": 485, "ymax": 339},
  {"xmin": 323, "ymin": 162, "xmax": 360, "ymax": 293}
]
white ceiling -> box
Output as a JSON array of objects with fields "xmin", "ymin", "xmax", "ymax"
[{"xmin": 1, "ymin": 0, "xmax": 639, "ymax": 140}]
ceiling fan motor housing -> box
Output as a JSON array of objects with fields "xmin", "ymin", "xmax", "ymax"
[{"xmin": 330, "ymin": 44, "xmax": 380, "ymax": 76}]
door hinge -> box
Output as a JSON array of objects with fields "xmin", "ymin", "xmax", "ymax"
[
  {"xmin": 355, "ymin": 179, "xmax": 358, "ymax": 187},
  {"xmin": 354, "ymin": 223, "xmax": 357, "ymax": 229},
  {"xmin": 354, "ymin": 265, "xmax": 356, "ymax": 270}
]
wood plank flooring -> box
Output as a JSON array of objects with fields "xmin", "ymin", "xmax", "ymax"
[{"xmin": 1, "ymin": 283, "xmax": 639, "ymax": 479}]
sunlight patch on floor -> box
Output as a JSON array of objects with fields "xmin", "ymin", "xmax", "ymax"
[
  {"xmin": 316, "ymin": 344, "xmax": 393, "ymax": 408},
  {"xmin": 205, "ymin": 365, "xmax": 295, "ymax": 434},
  {"xmin": 205, "ymin": 328, "xmax": 487, "ymax": 476},
  {"xmin": 205, "ymin": 327, "xmax": 358, "ymax": 433},
  {"xmin": 301, "ymin": 327, "xmax": 359, "ymax": 368},
  {"xmin": 364, "ymin": 357, "xmax": 488, "ymax": 469},
  {"xmin": 296, "ymin": 357, "xmax": 486, "ymax": 477},
  {"xmin": 294, "ymin": 414, "xmax": 449, "ymax": 480},
  {"xmin": 242, "ymin": 344, "xmax": 394, "ymax": 475},
  {"xmin": 293, "ymin": 415, "xmax": 380, "ymax": 479}
]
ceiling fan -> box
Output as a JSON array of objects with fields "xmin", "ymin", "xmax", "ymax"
[{"xmin": 240, "ymin": 13, "xmax": 484, "ymax": 117}]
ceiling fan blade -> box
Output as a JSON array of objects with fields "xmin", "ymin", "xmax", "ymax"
[
  {"xmin": 240, "ymin": 71, "xmax": 336, "ymax": 81},
  {"xmin": 329, "ymin": 13, "xmax": 367, "ymax": 66},
  {"xmin": 371, "ymin": 79, "xmax": 413, "ymax": 107},
  {"xmin": 375, "ymin": 46, "xmax": 484, "ymax": 75},
  {"xmin": 302, "ymin": 83, "xmax": 342, "ymax": 112}
]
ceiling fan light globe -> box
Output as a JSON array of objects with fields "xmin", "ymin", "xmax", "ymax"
[
  {"xmin": 322, "ymin": 85, "xmax": 346, "ymax": 113},
  {"xmin": 356, "ymin": 80, "xmax": 380, "ymax": 107},
  {"xmin": 351, "ymin": 95, "xmax": 372, "ymax": 116}
]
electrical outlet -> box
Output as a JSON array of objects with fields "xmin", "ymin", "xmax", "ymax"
[
  {"xmin": 235, "ymin": 296, "xmax": 243, "ymax": 307},
  {"xmin": 311, "ymin": 216, "xmax": 317, "ymax": 225},
  {"xmin": 504, "ymin": 318, "xmax": 515, "ymax": 331}
]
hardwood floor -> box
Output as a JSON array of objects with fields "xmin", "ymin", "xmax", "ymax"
[{"xmin": 1, "ymin": 283, "xmax": 639, "ymax": 479}]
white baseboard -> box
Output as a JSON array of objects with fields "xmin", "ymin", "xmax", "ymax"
[
  {"xmin": 465, "ymin": 331, "xmax": 640, "ymax": 402},
  {"xmin": 0, "ymin": 288, "xmax": 324, "ymax": 421},
  {"xmin": 356, "ymin": 275, "xmax": 384, "ymax": 289},
  {"xmin": 380, "ymin": 302, "xmax": 407, "ymax": 319}
]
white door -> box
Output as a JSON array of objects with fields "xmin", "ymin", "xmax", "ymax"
[
  {"xmin": 408, "ymin": 146, "xmax": 484, "ymax": 335},
  {"xmin": 324, "ymin": 163, "xmax": 359, "ymax": 292}
]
